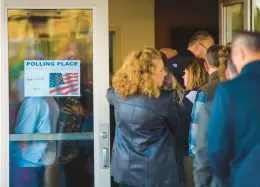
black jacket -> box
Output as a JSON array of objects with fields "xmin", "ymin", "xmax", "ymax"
[
  {"xmin": 175, "ymin": 93, "xmax": 193, "ymax": 156},
  {"xmin": 107, "ymin": 88, "xmax": 184, "ymax": 187}
]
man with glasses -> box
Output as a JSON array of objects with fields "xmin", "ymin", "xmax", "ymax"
[
  {"xmin": 187, "ymin": 31, "xmax": 215, "ymax": 59},
  {"xmin": 166, "ymin": 31, "xmax": 215, "ymax": 88}
]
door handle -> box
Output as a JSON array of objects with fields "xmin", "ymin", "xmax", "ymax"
[
  {"xmin": 99, "ymin": 123, "xmax": 109, "ymax": 169},
  {"xmin": 101, "ymin": 148, "xmax": 109, "ymax": 168}
]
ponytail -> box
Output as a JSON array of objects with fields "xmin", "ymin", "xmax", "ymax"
[{"xmin": 218, "ymin": 46, "xmax": 231, "ymax": 82}]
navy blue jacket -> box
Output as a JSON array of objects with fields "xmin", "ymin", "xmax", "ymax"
[
  {"xmin": 233, "ymin": 144, "xmax": 260, "ymax": 187},
  {"xmin": 107, "ymin": 88, "xmax": 184, "ymax": 187},
  {"xmin": 208, "ymin": 61, "xmax": 260, "ymax": 186}
]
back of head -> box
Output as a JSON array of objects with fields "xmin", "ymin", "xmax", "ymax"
[
  {"xmin": 188, "ymin": 31, "xmax": 214, "ymax": 48},
  {"xmin": 233, "ymin": 31, "xmax": 260, "ymax": 53},
  {"xmin": 205, "ymin": 45, "xmax": 231, "ymax": 82},
  {"xmin": 185, "ymin": 57, "xmax": 208, "ymax": 90},
  {"xmin": 112, "ymin": 47, "xmax": 162, "ymax": 98},
  {"xmin": 205, "ymin": 45, "xmax": 224, "ymax": 68},
  {"xmin": 232, "ymin": 31, "xmax": 260, "ymax": 72}
]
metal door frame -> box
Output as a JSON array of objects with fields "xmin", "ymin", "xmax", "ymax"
[
  {"xmin": 0, "ymin": 0, "xmax": 110, "ymax": 186},
  {"xmin": 219, "ymin": 0, "xmax": 251, "ymax": 44}
]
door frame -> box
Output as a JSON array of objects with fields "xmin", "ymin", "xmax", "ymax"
[
  {"xmin": 0, "ymin": 0, "xmax": 110, "ymax": 186},
  {"xmin": 219, "ymin": 0, "xmax": 251, "ymax": 44},
  {"xmin": 252, "ymin": 0, "xmax": 260, "ymax": 31}
]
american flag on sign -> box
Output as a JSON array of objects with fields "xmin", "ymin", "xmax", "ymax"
[{"xmin": 49, "ymin": 73, "xmax": 79, "ymax": 95}]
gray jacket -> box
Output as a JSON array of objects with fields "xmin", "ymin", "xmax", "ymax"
[{"xmin": 193, "ymin": 102, "xmax": 223, "ymax": 187}]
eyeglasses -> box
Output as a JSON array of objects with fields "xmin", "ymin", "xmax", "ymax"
[{"xmin": 199, "ymin": 43, "xmax": 208, "ymax": 50}]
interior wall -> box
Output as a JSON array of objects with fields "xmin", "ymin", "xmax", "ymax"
[
  {"xmin": 155, "ymin": 0, "xmax": 219, "ymax": 49},
  {"xmin": 109, "ymin": 0, "xmax": 155, "ymax": 72}
]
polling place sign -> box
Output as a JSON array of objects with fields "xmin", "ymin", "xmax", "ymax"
[{"xmin": 24, "ymin": 60, "xmax": 80, "ymax": 97}]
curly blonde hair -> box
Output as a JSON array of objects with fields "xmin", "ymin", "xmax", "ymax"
[
  {"xmin": 112, "ymin": 47, "xmax": 163, "ymax": 98},
  {"xmin": 185, "ymin": 57, "xmax": 208, "ymax": 90},
  {"xmin": 218, "ymin": 46, "xmax": 231, "ymax": 82}
]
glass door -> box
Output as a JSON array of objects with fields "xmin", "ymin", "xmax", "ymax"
[
  {"xmin": 1, "ymin": 0, "xmax": 110, "ymax": 187},
  {"xmin": 219, "ymin": 0, "xmax": 251, "ymax": 44},
  {"xmin": 252, "ymin": 0, "xmax": 260, "ymax": 31}
]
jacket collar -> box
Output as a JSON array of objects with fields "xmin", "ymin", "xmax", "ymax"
[
  {"xmin": 208, "ymin": 71, "xmax": 219, "ymax": 82},
  {"xmin": 179, "ymin": 49, "xmax": 194, "ymax": 57},
  {"xmin": 241, "ymin": 61, "xmax": 260, "ymax": 75}
]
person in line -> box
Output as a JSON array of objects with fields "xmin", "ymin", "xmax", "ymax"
[
  {"xmin": 208, "ymin": 31, "xmax": 260, "ymax": 186},
  {"xmin": 107, "ymin": 47, "xmax": 184, "ymax": 187},
  {"xmin": 181, "ymin": 57, "xmax": 208, "ymax": 187},
  {"xmin": 56, "ymin": 97, "xmax": 86, "ymax": 187},
  {"xmin": 174, "ymin": 57, "xmax": 208, "ymax": 157},
  {"xmin": 189, "ymin": 45, "xmax": 229, "ymax": 155},
  {"xmin": 183, "ymin": 57, "xmax": 208, "ymax": 106},
  {"xmin": 10, "ymin": 97, "xmax": 59, "ymax": 187},
  {"xmin": 166, "ymin": 31, "xmax": 214, "ymax": 87},
  {"xmin": 192, "ymin": 45, "xmax": 231, "ymax": 187}
]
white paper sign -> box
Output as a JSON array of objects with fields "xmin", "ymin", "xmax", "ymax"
[{"xmin": 24, "ymin": 60, "xmax": 81, "ymax": 97}]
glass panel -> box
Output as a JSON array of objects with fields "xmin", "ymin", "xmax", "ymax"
[
  {"xmin": 8, "ymin": 9, "xmax": 94, "ymax": 187},
  {"xmin": 225, "ymin": 3, "xmax": 244, "ymax": 43},
  {"xmin": 254, "ymin": 0, "xmax": 260, "ymax": 31}
]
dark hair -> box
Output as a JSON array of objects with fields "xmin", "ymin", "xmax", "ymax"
[
  {"xmin": 233, "ymin": 31, "xmax": 260, "ymax": 52},
  {"xmin": 205, "ymin": 45, "xmax": 224, "ymax": 67},
  {"xmin": 188, "ymin": 31, "xmax": 214, "ymax": 47}
]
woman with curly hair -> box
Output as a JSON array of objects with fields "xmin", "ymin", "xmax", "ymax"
[{"xmin": 107, "ymin": 47, "xmax": 184, "ymax": 187}]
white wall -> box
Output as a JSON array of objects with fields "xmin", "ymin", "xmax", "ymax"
[{"xmin": 109, "ymin": 0, "xmax": 155, "ymax": 72}]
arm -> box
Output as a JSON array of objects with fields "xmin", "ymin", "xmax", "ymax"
[
  {"xmin": 15, "ymin": 98, "xmax": 40, "ymax": 134},
  {"xmin": 189, "ymin": 91, "xmax": 207, "ymax": 156},
  {"xmin": 14, "ymin": 98, "xmax": 54, "ymax": 165},
  {"xmin": 208, "ymin": 85, "xmax": 232, "ymax": 182},
  {"xmin": 193, "ymin": 101, "xmax": 213, "ymax": 187},
  {"xmin": 106, "ymin": 88, "xmax": 117, "ymax": 106}
]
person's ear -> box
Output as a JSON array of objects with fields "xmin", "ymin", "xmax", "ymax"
[
  {"xmin": 225, "ymin": 70, "xmax": 230, "ymax": 80},
  {"xmin": 240, "ymin": 47, "xmax": 246, "ymax": 62},
  {"xmin": 194, "ymin": 43, "xmax": 200, "ymax": 51}
]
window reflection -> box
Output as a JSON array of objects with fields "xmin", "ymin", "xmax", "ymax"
[
  {"xmin": 9, "ymin": 9, "xmax": 94, "ymax": 187},
  {"xmin": 254, "ymin": 0, "xmax": 260, "ymax": 31},
  {"xmin": 226, "ymin": 4, "xmax": 244, "ymax": 43}
]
